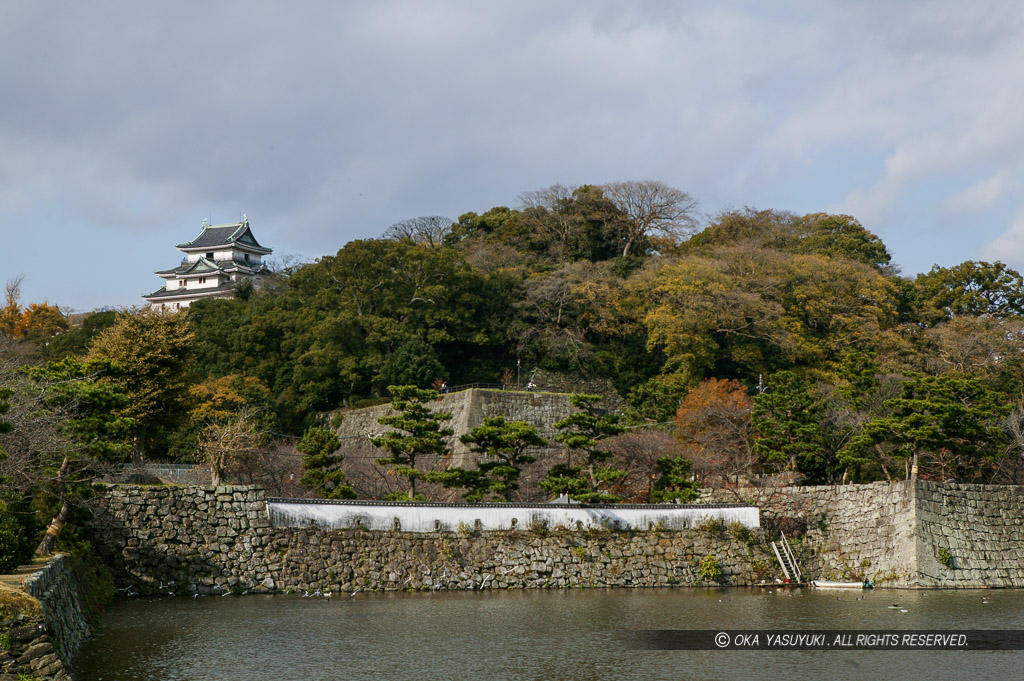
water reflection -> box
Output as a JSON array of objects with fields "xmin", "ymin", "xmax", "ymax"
[{"xmin": 76, "ymin": 588, "xmax": 1023, "ymax": 681}]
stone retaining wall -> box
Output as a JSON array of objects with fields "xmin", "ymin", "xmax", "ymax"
[
  {"xmin": 915, "ymin": 481, "xmax": 1024, "ymax": 587},
  {"xmin": 706, "ymin": 480, "xmax": 1024, "ymax": 588},
  {"xmin": 0, "ymin": 613, "xmax": 70, "ymax": 681},
  {"xmin": 88, "ymin": 485, "xmax": 776, "ymax": 596},
  {"xmin": 21, "ymin": 556, "xmax": 93, "ymax": 671},
  {"xmin": 87, "ymin": 481, "xmax": 1024, "ymax": 592},
  {"xmin": 1, "ymin": 555, "xmax": 94, "ymax": 681},
  {"xmin": 332, "ymin": 389, "xmax": 573, "ymax": 469}
]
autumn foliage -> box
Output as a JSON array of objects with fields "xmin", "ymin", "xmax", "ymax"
[{"xmin": 674, "ymin": 378, "xmax": 755, "ymax": 486}]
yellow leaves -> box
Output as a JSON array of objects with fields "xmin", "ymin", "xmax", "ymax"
[
  {"xmin": 0, "ymin": 296, "xmax": 68, "ymax": 340},
  {"xmin": 86, "ymin": 309, "xmax": 196, "ymax": 421},
  {"xmin": 189, "ymin": 375, "xmax": 272, "ymax": 424},
  {"xmin": 628, "ymin": 243, "xmax": 902, "ymax": 379},
  {"xmin": 18, "ymin": 302, "xmax": 70, "ymax": 339}
]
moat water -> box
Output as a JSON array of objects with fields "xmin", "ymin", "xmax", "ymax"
[{"xmin": 75, "ymin": 588, "xmax": 1023, "ymax": 681}]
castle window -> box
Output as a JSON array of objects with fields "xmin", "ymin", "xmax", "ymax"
[
  {"xmin": 206, "ymin": 252, "xmax": 214, "ymax": 260},
  {"xmin": 199, "ymin": 277, "xmax": 206, "ymax": 284},
  {"xmin": 178, "ymin": 280, "xmax": 186, "ymax": 287}
]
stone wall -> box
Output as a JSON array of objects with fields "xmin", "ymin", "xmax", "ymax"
[
  {"xmin": 707, "ymin": 480, "xmax": 1024, "ymax": 588},
  {"xmin": 88, "ymin": 485, "xmax": 776, "ymax": 596},
  {"xmin": 914, "ymin": 481, "xmax": 1024, "ymax": 587},
  {"xmin": 21, "ymin": 556, "xmax": 94, "ymax": 671},
  {"xmin": 87, "ymin": 481, "xmax": 1024, "ymax": 592},
  {"xmin": 1, "ymin": 554, "xmax": 95, "ymax": 681},
  {"xmin": 332, "ymin": 389, "xmax": 573, "ymax": 469},
  {"xmin": 0, "ymin": 612, "xmax": 70, "ymax": 681}
]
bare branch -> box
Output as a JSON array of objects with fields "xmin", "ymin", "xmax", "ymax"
[
  {"xmin": 383, "ymin": 216, "xmax": 454, "ymax": 246},
  {"xmin": 602, "ymin": 180, "xmax": 699, "ymax": 256}
]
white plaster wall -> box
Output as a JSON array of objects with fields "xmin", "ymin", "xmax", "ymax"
[
  {"xmin": 186, "ymin": 248, "xmax": 234, "ymax": 263},
  {"xmin": 187, "ymin": 276, "xmax": 222, "ymax": 289},
  {"xmin": 267, "ymin": 500, "xmax": 760, "ymax": 532}
]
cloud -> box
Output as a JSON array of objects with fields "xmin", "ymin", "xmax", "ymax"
[
  {"xmin": 6, "ymin": 1, "xmax": 1024, "ymax": 306},
  {"xmin": 944, "ymin": 171, "xmax": 1015, "ymax": 215},
  {"xmin": 978, "ymin": 211, "xmax": 1024, "ymax": 265}
]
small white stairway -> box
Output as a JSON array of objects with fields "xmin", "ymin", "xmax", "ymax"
[{"xmin": 771, "ymin": 532, "xmax": 802, "ymax": 583}]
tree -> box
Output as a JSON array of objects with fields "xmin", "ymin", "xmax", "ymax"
[
  {"xmin": 687, "ymin": 208, "xmax": 892, "ymax": 273},
  {"xmin": 674, "ymin": 378, "xmax": 756, "ymax": 486},
  {"xmin": 630, "ymin": 241, "xmax": 900, "ymax": 383},
  {"xmin": 43, "ymin": 309, "xmax": 117, "ymax": 359},
  {"xmin": 0, "ymin": 384, "xmax": 11, "ymax": 460},
  {"xmin": 188, "ymin": 375, "xmax": 274, "ymax": 425},
  {"xmin": 793, "ymin": 213, "xmax": 892, "ymax": 272},
  {"xmin": 752, "ymin": 371, "xmax": 828, "ymax": 482},
  {"xmin": 383, "ymin": 216, "xmax": 455, "ymax": 246},
  {"xmin": 452, "ymin": 417, "xmax": 547, "ymax": 501},
  {"xmin": 379, "ymin": 338, "xmax": 445, "ymax": 389},
  {"xmin": 650, "ymin": 455, "xmax": 700, "ymax": 502},
  {"xmin": 285, "ymin": 238, "xmax": 510, "ymax": 398},
  {"xmin": 539, "ymin": 393, "xmax": 627, "ymax": 502},
  {"xmin": 601, "ymin": 180, "xmax": 699, "ymax": 257},
  {"xmin": 0, "ymin": 278, "xmax": 70, "ymax": 341},
  {"xmin": 298, "ymin": 426, "xmax": 355, "ymax": 499},
  {"xmin": 370, "ymin": 385, "xmax": 453, "ymax": 500},
  {"xmin": 179, "ymin": 374, "xmax": 276, "ymax": 469},
  {"xmin": 0, "ymin": 276, "xmax": 24, "ymax": 338},
  {"xmin": 18, "ymin": 302, "xmax": 69, "ymax": 339},
  {"xmin": 198, "ymin": 407, "xmax": 269, "ymax": 487},
  {"xmin": 623, "ymin": 374, "xmax": 691, "ymax": 423},
  {"xmin": 605, "ymin": 429, "xmax": 686, "ymax": 501},
  {"xmin": 842, "ymin": 374, "xmax": 1010, "ymax": 481},
  {"xmin": 513, "ymin": 260, "xmax": 628, "ymax": 374},
  {"xmin": 20, "ymin": 357, "xmax": 133, "ymax": 555},
  {"xmin": 517, "ymin": 184, "xmax": 631, "ymax": 262},
  {"xmin": 86, "ymin": 309, "xmax": 194, "ymax": 464},
  {"xmin": 916, "ymin": 261, "xmax": 1024, "ymax": 325}
]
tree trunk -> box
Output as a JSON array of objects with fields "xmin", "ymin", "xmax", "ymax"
[
  {"xmin": 36, "ymin": 457, "xmax": 71, "ymax": 557},
  {"xmin": 132, "ymin": 422, "xmax": 148, "ymax": 466}
]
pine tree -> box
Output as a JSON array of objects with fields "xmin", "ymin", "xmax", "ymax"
[
  {"xmin": 650, "ymin": 455, "xmax": 700, "ymax": 502},
  {"xmin": 298, "ymin": 426, "xmax": 355, "ymax": 499},
  {"xmin": 540, "ymin": 393, "xmax": 626, "ymax": 503},
  {"xmin": 371, "ymin": 385, "xmax": 452, "ymax": 501},
  {"xmin": 449, "ymin": 417, "xmax": 546, "ymax": 501}
]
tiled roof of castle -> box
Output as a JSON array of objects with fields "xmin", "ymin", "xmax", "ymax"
[
  {"xmin": 155, "ymin": 257, "xmax": 267, "ymax": 277},
  {"xmin": 176, "ymin": 218, "xmax": 272, "ymax": 253},
  {"xmin": 143, "ymin": 281, "xmax": 239, "ymax": 300}
]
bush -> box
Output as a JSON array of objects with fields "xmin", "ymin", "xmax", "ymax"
[
  {"xmin": 350, "ymin": 397, "xmax": 392, "ymax": 409},
  {"xmin": 727, "ymin": 521, "xmax": 753, "ymax": 544},
  {"xmin": 761, "ymin": 514, "xmax": 807, "ymax": 539},
  {"xmin": 0, "ymin": 504, "xmax": 35, "ymax": 573},
  {"xmin": 696, "ymin": 517, "xmax": 725, "ymax": 538},
  {"xmin": 698, "ymin": 554, "xmax": 722, "ymax": 582},
  {"xmin": 938, "ymin": 548, "xmax": 953, "ymax": 568}
]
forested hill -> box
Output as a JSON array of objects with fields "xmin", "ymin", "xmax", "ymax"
[
  {"xmin": 191, "ymin": 183, "xmax": 1024, "ymax": 425},
  {"xmin": 10, "ymin": 180, "xmax": 1024, "ymax": 486}
]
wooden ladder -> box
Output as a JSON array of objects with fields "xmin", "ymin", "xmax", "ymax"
[{"xmin": 771, "ymin": 531, "xmax": 802, "ymax": 583}]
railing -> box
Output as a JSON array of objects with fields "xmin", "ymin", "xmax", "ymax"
[{"xmin": 446, "ymin": 382, "xmax": 554, "ymax": 393}]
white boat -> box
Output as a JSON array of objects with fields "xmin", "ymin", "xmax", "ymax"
[{"xmin": 811, "ymin": 580, "xmax": 873, "ymax": 589}]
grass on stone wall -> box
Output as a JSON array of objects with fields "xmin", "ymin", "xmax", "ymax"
[{"xmin": 698, "ymin": 555, "xmax": 722, "ymax": 582}]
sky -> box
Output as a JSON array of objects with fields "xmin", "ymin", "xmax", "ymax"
[{"xmin": 4, "ymin": 0, "xmax": 1024, "ymax": 312}]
